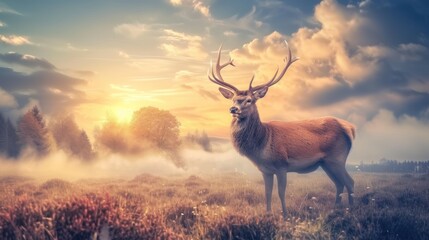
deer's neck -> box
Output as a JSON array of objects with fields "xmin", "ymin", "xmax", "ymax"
[{"xmin": 231, "ymin": 107, "xmax": 268, "ymax": 157}]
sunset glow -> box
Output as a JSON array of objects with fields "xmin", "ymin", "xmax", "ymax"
[{"xmin": 1, "ymin": 0, "xmax": 428, "ymax": 163}]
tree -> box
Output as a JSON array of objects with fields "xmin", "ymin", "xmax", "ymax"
[
  {"xmin": 50, "ymin": 115, "xmax": 94, "ymax": 160},
  {"xmin": 51, "ymin": 115, "xmax": 79, "ymax": 149},
  {"xmin": 0, "ymin": 113, "xmax": 21, "ymax": 158},
  {"xmin": 130, "ymin": 107, "xmax": 180, "ymax": 151},
  {"xmin": 17, "ymin": 106, "xmax": 55, "ymax": 156},
  {"xmin": 95, "ymin": 115, "xmax": 135, "ymax": 154},
  {"xmin": 77, "ymin": 130, "xmax": 94, "ymax": 160},
  {"xmin": 185, "ymin": 130, "xmax": 212, "ymax": 152},
  {"xmin": 130, "ymin": 107, "xmax": 183, "ymax": 167}
]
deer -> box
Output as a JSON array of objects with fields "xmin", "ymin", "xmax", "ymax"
[{"xmin": 207, "ymin": 41, "xmax": 355, "ymax": 218}]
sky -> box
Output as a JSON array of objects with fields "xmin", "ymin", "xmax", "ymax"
[{"xmin": 1, "ymin": 0, "xmax": 429, "ymax": 163}]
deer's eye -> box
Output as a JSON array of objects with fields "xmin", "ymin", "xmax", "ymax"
[{"xmin": 246, "ymin": 99, "xmax": 252, "ymax": 103}]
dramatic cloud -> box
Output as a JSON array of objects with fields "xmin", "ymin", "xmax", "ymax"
[
  {"xmin": 229, "ymin": 0, "xmax": 429, "ymax": 121},
  {"xmin": 0, "ymin": 52, "xmax": 56, "ymax": 70},
  {"xmin": 0, "ymin": 67, "xmax": 87, "ymax": 114},
  {"xmin": 114, "ymin": 23, "xmax": 148, "ymax": 39},
  {"xmin": 160, "ymin": 29, "xmax": 208, "ymax": 59},
  {"xmin": 0, "ymin": 35, "xmax": 32, "ymax": 45}
]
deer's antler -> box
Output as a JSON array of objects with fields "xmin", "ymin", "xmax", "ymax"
[{"xmin": 208, "ymin": 45, "xmax": 239, "ymax": 93}]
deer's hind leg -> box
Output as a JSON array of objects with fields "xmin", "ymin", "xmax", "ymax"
[
  {"xmin": 322, "ymin": 161, "xmax": 354, "ymax": 206},
  {"xmin": 321, "ymin": 163, "xmax": 344, "ymax": 205}
]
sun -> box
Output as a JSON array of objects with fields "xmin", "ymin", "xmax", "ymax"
[{"xmin": 113, "ymin": 108, "xmax": 134, "ymax": 123}]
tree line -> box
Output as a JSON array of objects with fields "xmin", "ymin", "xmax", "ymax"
[
  {"xmin": 1, "ymin": 106, "xmax": 200, "ymax": 167},
  {"xmin": 348, "ymin": 158, "xmax": 429, "ymax": 173},
  {"xmin": 0, "ymin": 106, "xmax": 94, "ymax": 160}
]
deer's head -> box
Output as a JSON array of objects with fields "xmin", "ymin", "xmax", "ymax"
[{"xmin": 208, "ymin": 41, "xmax": 298, "ymax": 120}]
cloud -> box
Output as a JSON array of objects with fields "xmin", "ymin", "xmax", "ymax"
[
  {"xmin": 181, "ymin": 84, "xmax": 219, "ymax": 101},
  {"xmin": 66, "ymin": 43, "xmax": 88, "ymax": 52},
  {"xmin": 223, "ymin": 31, "xmax": 237, "ymax": 37},
  {"xmin": 349, "ymin": 110, "xmax": 429, "ymax": 162},
  {"xmin": 219, "ymin": 6, "xmax": 266, "ymax": 35},
  {"xmin": 169, "ymin": 0, "xmax": 211, "ymax": 17},
  {"xmin": 0, "ymin": 35, "xmax": 32, "ymax": 45},
  {"xmin": 0, "ymin": 52, "xmax": 56, "ymax": 70},
  {"xmin": 0, "ymin": 87, "xmax": 17, "ymax": 108},
  {"xmin": 118, "ymin": 51, "xmax": 130, "ymax": 58},
  {"xmin": 0, "ymin": 4, "xmax": 21, "ymax": 15},
  {"xmin": 114, "ymin": 22, "xmax": 148, "ymax": 39},
  {"xmin": 0, "ymin": 21, "xmax": 5, "ymax": 28},
  {"xmin": 160, "ymin": 29, "xmax": 208, "ymax": 59},
  {"xmin": 0, "ymin": 67, "xmax": 88, "ymax": 114},
  {"xmin": 227, "ymin": 0, "xmax": 429, "ymax": 121},
  {"xmin": 169, "ymin": 0, "xmax": 182, "ymax": 6},
  {"xmin": 73, "ymin": 70, "xmax": 95, "ymax": 77},
  {"xmin": 192, "ymin": 1, "xmax": 210, "ymax": 17}
]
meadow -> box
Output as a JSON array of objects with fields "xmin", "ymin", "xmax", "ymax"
[{"xmin": 1, "ymin": 171, "xmax": 428, "ymax": 239}]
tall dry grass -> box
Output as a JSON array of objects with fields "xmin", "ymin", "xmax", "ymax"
[{"xmin": 1, "ymin": 172, "xmax": 428, "ymax": 239}]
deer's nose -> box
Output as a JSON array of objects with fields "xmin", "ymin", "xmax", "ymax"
[{"xmin": 230, "ymin": 107, "xmax": 238, "ymax": 114}]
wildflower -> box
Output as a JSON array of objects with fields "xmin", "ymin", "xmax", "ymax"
[{"xmin": 311, "ymin": 196, "xmax": 317, "ymax": 201}]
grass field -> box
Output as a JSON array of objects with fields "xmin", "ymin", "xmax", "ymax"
[{"xmin": 1, "ymin": 172, "xmax": 428, "ymax": 239}]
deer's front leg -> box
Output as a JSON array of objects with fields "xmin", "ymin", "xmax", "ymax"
[
  {"xmin": 262, "ymin": 173, "xmax": 274, "ymax": 214},
  {"xmin": 277, "ymin": 171, "xmax": 287, "ymax": 218}
]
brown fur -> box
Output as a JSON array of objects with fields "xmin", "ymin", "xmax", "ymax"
[
  {"xmin": 231, "ymin": 105, "xmax": 355, "ymax": 172},
  {"xmin": 229, "ymin": 101, "xmax": 356, "ymax": 216}
]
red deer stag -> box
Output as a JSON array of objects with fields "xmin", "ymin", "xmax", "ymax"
[{"xmin": 208, "ymin": 41, "xmax": 355, "ymax": 218}]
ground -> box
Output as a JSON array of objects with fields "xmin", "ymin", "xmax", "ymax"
[{"xmin": 1, "ymin": 172, "xmax": 428, "ymax": 239}]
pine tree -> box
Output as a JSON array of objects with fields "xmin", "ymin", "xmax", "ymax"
[
  {"xmin": 18, "ymin": 106, "xmax": 54, "ymax": 156},
  {"xmin": 78, "ymin": 130, "xmax": 94, "ymax": 160}
]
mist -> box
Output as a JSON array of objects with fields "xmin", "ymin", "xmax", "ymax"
[{"xmin": 0, "ymin": 140, "xmax": 260, "ymax": 181}]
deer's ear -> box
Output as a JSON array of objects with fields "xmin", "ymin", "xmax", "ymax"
[
  {"xmin": 218, "ymin": 87, "xmax": 234, "ymax": 99},
  {"xmin": 253, "ymin": 87, "xmax": 268, "ymax": 99}
]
